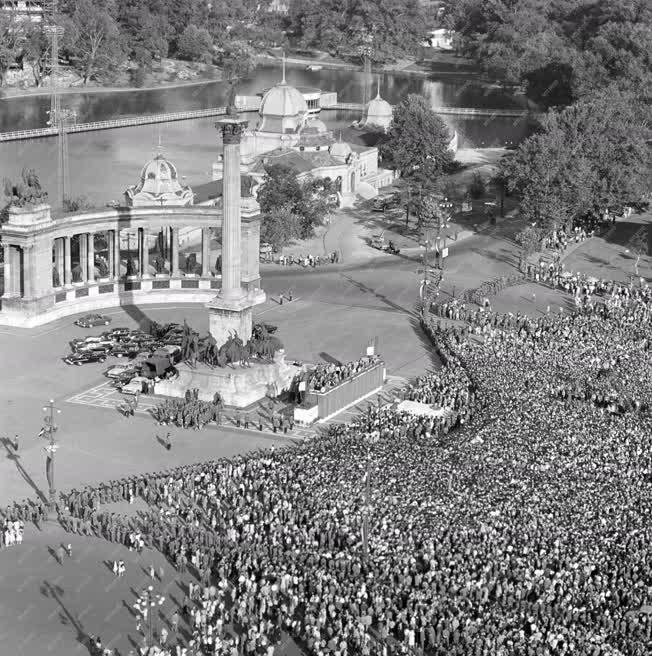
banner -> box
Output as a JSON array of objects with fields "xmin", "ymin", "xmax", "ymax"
[{"xmin": 46, "ymin": 454, "xmax": 53, "ymax": 491}]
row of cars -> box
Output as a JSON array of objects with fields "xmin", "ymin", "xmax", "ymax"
[{"xmin": 65, "ymin": 320, "xmax": 185, "ymax": 394}]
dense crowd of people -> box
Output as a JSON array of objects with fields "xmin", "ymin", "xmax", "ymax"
[
  {"xmin": 5, "ymin": 259, "xmax": 652, "ymax": 656},
  {"xmin": 306, "ymin": 355, "xmax": 382, "ymax": 393}
]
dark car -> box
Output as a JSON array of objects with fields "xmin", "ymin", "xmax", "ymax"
[
  {"xmin": 74, "ymin": 313, "xmax": 112, "ymax": 328},
  {"xmin": 64, "ymin": 351, "xmax": 107, "ymax": 366},
  {"xmin": 110, "ymin": 343, "xmax": 141, "ymax": 358}
]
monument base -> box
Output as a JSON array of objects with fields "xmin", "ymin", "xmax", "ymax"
[
  {"xmin": 206, "ymin": 289, "xmax": 266, "ymax": 347},
  {"xmin": 154, "ymin": 349, "xmax": 300, "ymax": 408}
]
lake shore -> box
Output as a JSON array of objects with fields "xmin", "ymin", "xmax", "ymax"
[{"xmin": 0, "ymin": 51, "xmax": 483, "ymax": 101}]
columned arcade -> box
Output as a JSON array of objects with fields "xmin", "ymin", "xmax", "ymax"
[{"xmin": 0, "ymin": 203, "xmax": 262, "ymax": 327}]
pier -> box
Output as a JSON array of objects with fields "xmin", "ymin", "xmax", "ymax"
[{"xmin": 0, "ymin": 102, "xmax": 261, "ymax": 143}]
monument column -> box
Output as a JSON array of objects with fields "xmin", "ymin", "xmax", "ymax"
[
  {"xmin": 206, "ymin": 109, "xmax": 265, "ymax": 347},
  {"xmin": 87, "ymin": 233, "xmax": 95, "ymax": 282},
  {"xmin": 63, "ymin": 235, "xmax": 72, "ymax": 287},
  {"xmin": 113, "ymin": 229, "xmax": 121, "ymax": 279},
  {"xmin": 201, "ymin": 227, "xmax": 211, "ymax": 277}
]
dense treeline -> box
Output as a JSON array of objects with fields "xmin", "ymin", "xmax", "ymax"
[
  {"xmin": 0, "ymin": 0, "xmax": 432, "ymax": 88},
  {"xmin": 450, "ymin": 0, "xmax": 652, "ymax": 107},
  {"xmin": 0, "ymin": 0, "xmax": 282, "ymax": 87},
  {"xmin": 286, "ymin": 0, "xmax": 428, "ymax": 62}
]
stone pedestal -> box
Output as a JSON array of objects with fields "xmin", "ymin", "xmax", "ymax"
[
  {"xmin": 206, "ymin": 289, "xmax": 266, "ymax": 347},
  {"xmin": 155, "ymin": 348, "xmax": 299, "ymax": 408}
]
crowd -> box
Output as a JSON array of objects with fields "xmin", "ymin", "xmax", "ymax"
[
  {"xmin": 274, "ymin": 252, "xmax": 340, "ymax": 267},
  {"xmin": 6, "ymin": 259, "xmax": 652, "ymax": 656},
  {"xmin": 305, "ymin": 355, "xmax": 382, "ymax": 393},
  {"xmin": 542, "ymin": 225, "xmax": 592, "ymax": 253}
]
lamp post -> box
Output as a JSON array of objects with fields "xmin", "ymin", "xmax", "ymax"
[
  {"xmin": 41, "ymin": 400, "xmax": 61, "ymax": 519},
  {"xmin": 435, "ymin": 197, "xmax": 453, "ymax": 271},
  {"xmin": 361, "ymin": 433, "xmax": 379, "ymax": 560},
  {"xmin": 134, "ymin": 586, "xmax": 165, "ymax": 648}
]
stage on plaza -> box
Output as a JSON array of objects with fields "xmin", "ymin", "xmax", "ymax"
[{"xmin": 155, "ymin": 349, "xmax": 302, "ymax": 408}]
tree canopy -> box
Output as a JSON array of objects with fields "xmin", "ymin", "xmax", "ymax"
[
  {"xmin": 257, "ymin": 164, "xmax": 332, "ymax": 248},
  {"xmin": 380, "ymin": 94, "xmax": 454, "ymax": 183},
  {"xmin": 451, "ymin": 0, "xmax": 652, "ymax": 107},
  {"xmin": 288, "ymin": 0, "xmax": 426, "ymax": 62},
  {"xmin": 503, "ymin": 89, "xmax": 652, "ymax": 231}
]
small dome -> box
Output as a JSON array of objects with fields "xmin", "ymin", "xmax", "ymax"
[
  {"xmin": 365, "ymin": 92, "xmax": 393, "ymax": 129},
  {"xmin": 330, "ymin": 140, "xmax": 352, "ymax": 161},
  {"xmin": 259, "ymin": 82, "xmax": 308, "ymax": 118},
  {"xmin": 126, "ymin": 153, "xmax": 193, "ymax": 207}
]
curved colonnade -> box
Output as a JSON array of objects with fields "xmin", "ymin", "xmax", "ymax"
[{"xmin": 0, "ymin": 204, "xmax": 261, "ymax": 328}]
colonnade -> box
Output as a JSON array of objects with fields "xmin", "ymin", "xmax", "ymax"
[{"xmin": 48, "ymin": 226, "xmax": 214, "ymax": 288}]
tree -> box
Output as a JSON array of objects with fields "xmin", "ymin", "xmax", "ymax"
[
  {"xmin": 0, "ymin": 9, "xmax": 25, "ymax": 87},
  {"xmin": 176, "ymin": 24, "xmax": 213, "ymax": 63},
  {"xmin": 626, "ymin": 228, "xmax": 648, "ymax": 280},
  {"xmin": 288, "ymin": 0, "xmax": 426, "ymax": 62},
  {"xmin": 467, "ymin": 172, "xmax": 485, "ymax": 200},
  {"xmin": 64, "ymin": 0, "xmax": 126, "ymax": 84},
  {"xmin": 380, "ymin": 94, "xmax": 454, "ymax": 225},
  {"xmin": 260, "ymin": 205, "xmax": 303, "ymax": 251},
  {"xmin": 257, "ymin": 164, "xmax": 330, "ymax": 243},
  {"xmin": 23, "ymin": 22, "xmax": 50, "ymax": 87},
  {"xmin": 503, "ymin": 90, "xmax": 652, "ymax": 232},
  {"xmin": 217, "ymin": 41, "xmax": 255, "ymax": 108}
]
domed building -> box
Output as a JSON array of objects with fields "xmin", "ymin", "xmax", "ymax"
[
  {"xmin": 363, "ymin": 86, "xmax": 394, "ymax": 132},
  {"xmin": 213, "ymin": 73, "xmax": 396, "ymax": 206},
  {"xmin": 125, "ymin": 154, "xmax": 194, "ymax": 207}
]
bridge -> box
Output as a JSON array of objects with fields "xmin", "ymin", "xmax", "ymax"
[
  {"xmin": 0, "ymin": 99, "xmax": 539, "ymax": 143},
  {"xmin": 327, "ymin": 102, "xmax": 539, "ymax": 118},
  {"xmin": 0, "ymin": 102, "xmax": 262, "ymax": 143}
]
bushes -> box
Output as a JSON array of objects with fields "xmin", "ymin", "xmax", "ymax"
[{"xmin": 467, "ymin": 172, "xmax": 486, "ymax": 199}]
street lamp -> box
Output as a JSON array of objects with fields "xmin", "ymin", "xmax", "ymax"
[
  {"xmin": 134, "ymin": 586, "xmax": 165, "ymax": 648},
  {"xmin": 362, "ymin": 433, "xmax": 379, "ymax": 560},
  {"xmin": 40, "ymin": 400, "xmax": 61, "ymax": 519}
]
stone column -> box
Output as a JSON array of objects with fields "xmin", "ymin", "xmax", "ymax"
[
  {"xmin": 218, "ymin": 117, "xmax": 247, "ymax": 299},
  {"xmin": 107, "ymin": 231, "xmax": 114, "ymax": 279},
  {"xmin": 63, "ymin": 235, "xmax": 72, "ymax": 286},
  {"xmin": 2, "ymin": 244, "xmax": 13, "ymax": 297},
  {"xmin": 55, "ymin": 238, "xmax": 64, "ymax": 287},
  {"xmin": 87, "ymin": 233, "xmax": 95, "ymax": 282},
  {"xmin": 78, "ymin": 233, "xmax": 87, "ymax": 282},
  {"xmin": 201, "ymin": 227, "xmax": 211, "ymax": 277},
  {"xmin": 139, "ymin": 227, "xmax": 151, "ymax": 278},
  {"xmin": 22, "ymin": 246, "xmax": 33, "ymax": 298},
  {"xmin": 170, "ymin": 227, "xmax": 179, "ymax": 277},
  {"xmin": 113, "ymin": 229, "xmax": 121, "ymax": 279}
]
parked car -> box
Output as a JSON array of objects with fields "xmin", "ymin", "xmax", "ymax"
[
  {"xmin": 105, "ymin": 363, "xmax": 140, "ymax": 379},
  {"xmin": 119, "ymin": 376, "xmax": 149, "ymax": 395},
  {"xmin": 64, "ymin": 351, "xmax": 107, "ymax": 365},
  {"xmin": 107, "ymin": 327, "xmax": 130, "ymax": 338},
  {"xmin": 110, "ymin": 343, "xmax": 141, "ymax": 358},
  {"xmin": 74, "ymin": 313, "xmax": 112, "ymax": 328}
]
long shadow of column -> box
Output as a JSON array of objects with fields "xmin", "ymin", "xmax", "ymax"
[
  {"xmin": 1, "ymin": 437, "xmax": 48, "ymax": 504},
  {"xmin": 41, "ymin": 580, "xmax": 91, "ymax": 652}
]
